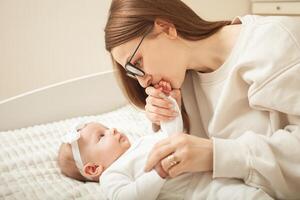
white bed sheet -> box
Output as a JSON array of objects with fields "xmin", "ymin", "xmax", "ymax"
[{"xmin": 0, "ymin": 105, "xmax": 152, "ymax": 200}]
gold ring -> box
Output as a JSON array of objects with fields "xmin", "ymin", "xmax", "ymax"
[{"xmin": 167, "ymin": 154, "xmax": 178, "ymax": 167}]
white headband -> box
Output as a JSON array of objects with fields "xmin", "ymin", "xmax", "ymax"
[{"xmin": 62, "ymin": 123, "xmax": 87, "ymax": 177}]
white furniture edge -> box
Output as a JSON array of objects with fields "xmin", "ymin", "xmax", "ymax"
[
  {"xmin": 251, "ymin": 0, "xmax": 300, "ymax": 2},
  {"xmin": 252, "ymin": 1, "xmax": 300, "ymax": 15},
  {"xmin": 0, "ymin": 70, "xmax": 128, "ymax": 131}
]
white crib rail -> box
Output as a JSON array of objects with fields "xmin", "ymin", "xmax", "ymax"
[{"xmin": 0, "ymin": 71, "xmax": 127, "ymax": 131}]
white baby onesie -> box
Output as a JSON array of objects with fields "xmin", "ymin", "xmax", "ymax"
[
  {"xmin": 99, "ymin": 96, "xmax": 272, "ymax": 200},
  {"xmin": 99, "ymin": 96, "xmax": 192, "ymax": 200},
  {"xmin": 160, "ymin": 96, "xmax": 183, "ymax": 135}
]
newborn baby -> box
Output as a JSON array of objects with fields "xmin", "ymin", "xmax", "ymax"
[
  {"xmin": 58, "ymin": 121, "xmax": 194, "ymax": 199},
  {"xmin": 58, "ymin": 122, "xmax": 132, "ymax": 182},
  {"xmin": 58, "ymin": 95, "xmax": 272, "ymax": 200},
  {"xmin": 58, "ymin": 94, "xmax": 196, "ymax": 199}
]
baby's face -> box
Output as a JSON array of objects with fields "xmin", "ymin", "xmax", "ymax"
[{"xmin": 78, "ymin": 122, "xmax": 131, "ymax": 169}]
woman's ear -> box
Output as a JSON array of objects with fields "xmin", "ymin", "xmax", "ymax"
[
  {"xmin": 82, "ymin": 163, "xmax": 104, "ymax": 180},
  {"xmin": 153, "ymin": 18, "xmax": 177, "ymax": 39}
]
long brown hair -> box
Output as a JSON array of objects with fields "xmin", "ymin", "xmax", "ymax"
[{"xmin": 104, "ymin": 0, "xmax": 231, "ymax": 133}]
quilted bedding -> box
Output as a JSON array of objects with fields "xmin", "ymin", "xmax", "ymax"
[{"xmin": 0, "ymin": 105, "xmax": 152, "ymax": 200}]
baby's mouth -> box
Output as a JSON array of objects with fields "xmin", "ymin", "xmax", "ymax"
[
  {"xmin": 122, "ymin": 134, "xmax": 130, "ymax": 144},
  {"xmin": 119, "ymin": 133, "xmax": 125, "ymax": 143}
]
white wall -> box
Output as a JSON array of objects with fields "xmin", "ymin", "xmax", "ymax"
[
  {"xmin": 0, "ymin": 0, "xmax": 112, "ymax": 100},
  {"xmin": 183, "ymin": 0, "xmax": 251, "ymax": 21},
  {"xmin": 0, "ymin": 0, "xmax": 251, "ymax": 101}
]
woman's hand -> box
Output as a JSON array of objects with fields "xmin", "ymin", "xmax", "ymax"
[
  {"xmin": 144, "ymin": 133, "xmax": 213, "ymax": 178},
  {"xmin": 153, "ymin": 162, "xmax": 169, "ymax": 179},
  {"xmin": 145, "ymin": 81, "xmax": 181, "ymax": 126}
]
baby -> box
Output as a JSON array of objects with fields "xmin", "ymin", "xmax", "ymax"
[
  {"xmin": 58, "ymin": 96, "xmax": 272, "ymax": 200},
  {"xmin": 57, "ymin": 122, "xmax": 131, "ymax": 182},
  {"xmin": 58, "ymin": 96, "xmax": 192, "ymax": 200},
  {"xmin": 58, "ymin": 121, "xmax": 194, "ymax": 199}
]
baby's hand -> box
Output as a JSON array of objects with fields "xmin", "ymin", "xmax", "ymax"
[
  {"xmin": 154, "ymin": 80, "xmax": 172, "ymax": 96},
  {"xmin": 155, "ymin": 80, "xmax": 181, "ymax": 109},
  {"xmin": 145, "ymin": 80, "xmax": 181, "ymax": 130}
]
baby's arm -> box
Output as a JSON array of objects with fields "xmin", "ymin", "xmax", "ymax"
[
  {"xmin": 100, "ymin": 168, "xmax": 165, "ymax": 200},
  {"xmin": 160, "ymin": 95, "xmax": 183, "ymax": 135},
  {"xmin": 155, "ymin": 81, "xmax": 183, "ymax": 135}
]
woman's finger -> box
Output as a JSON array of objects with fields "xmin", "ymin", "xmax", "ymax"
[
  {"xmin": 160, "ymin": 157, "xmax": 170, "ymax": 172},
  {"xmin": 146, "ymin": 96, "xmax": 173, "ymax": 109},
  {"xmin": 160, "ymin": 152, "xmax": 180, "ymax": 173},
  {"xmin": 168, "ymin": 160, "xmax": 185, "ymax": 178},
  {"xmin": 145, "ymin": 103, "xmax": 178, "ymax": 118},
  {"xmin": 154, "ymin": 162, "xmax": 169, "ymax": 179},
  {"xmin": 146, "ymin": 112, "xmax": 175, "ymax": 124},
  {"xmin": 145, "ymin": 86, "xmax": 166, "ymax": 99},
  {"xmin": 144, "ymin": 139, "xmax": 175, "ymax": 172}
]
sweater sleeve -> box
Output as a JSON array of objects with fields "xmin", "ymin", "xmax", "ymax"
[
  {"xmin": 100, "ymin": 169, "xmax": 165, "ymax": 200},
  {"xmin": 212, "ymin": 61, "xmax": 300, "ymax": 199}
]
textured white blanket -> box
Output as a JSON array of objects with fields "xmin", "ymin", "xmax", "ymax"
[{"xmin": 0, "ymin": 105, "xmax": 152, "ymax": 200}]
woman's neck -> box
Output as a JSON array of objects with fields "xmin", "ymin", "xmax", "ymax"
[{"xmin": 184, "ymin": 24, "xmax": 242, "ymax": 73}]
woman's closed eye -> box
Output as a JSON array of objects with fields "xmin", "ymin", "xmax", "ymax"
[{"xmin": 134, "ymin": 57, "xmax": 143, "ymax": 68}]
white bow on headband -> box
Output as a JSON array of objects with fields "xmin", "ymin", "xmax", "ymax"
[{"xmin": 62, "ymin": 123, "xmax": 87, "ymax": 176}]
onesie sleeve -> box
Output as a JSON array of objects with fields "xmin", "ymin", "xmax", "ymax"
[{"xmin": 100, "ymin": 168, "xmax": 165, "ymax": 200}]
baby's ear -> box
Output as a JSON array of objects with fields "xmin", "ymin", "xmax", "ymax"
[{"xmin": 83, "ymin": 163, "xmax": 104, "ymax": 180}]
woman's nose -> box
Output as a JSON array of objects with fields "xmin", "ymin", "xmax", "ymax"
[{"xmin": 136, "ymin": 75, "xmax": 152, "ymax": 88}]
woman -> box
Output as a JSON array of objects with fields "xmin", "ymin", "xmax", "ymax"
[{"xmin": 104, "ymin": 0, "xmax": 300, "ymax": 199}]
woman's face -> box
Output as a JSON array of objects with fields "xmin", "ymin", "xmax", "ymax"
[{"xmin": 111, "ymin": 24, "xmax": 188, "ymax": 89}]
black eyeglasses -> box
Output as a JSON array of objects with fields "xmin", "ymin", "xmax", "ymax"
[{"xmin": 125, "ymin": 27, "xmax": 152, "ymax": 79}]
